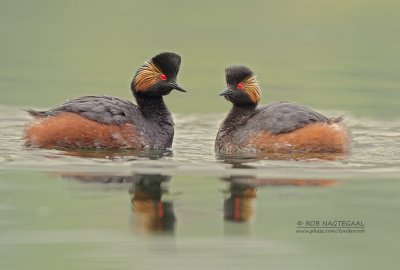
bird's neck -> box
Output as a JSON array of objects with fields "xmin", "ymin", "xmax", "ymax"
[
  {"xmin": 135, "ymin": 95, "xmax": 172, "ymax": 123},
  {"xmin": 220, "ymin": 104, "xmax": 257, "ymax": 130}
]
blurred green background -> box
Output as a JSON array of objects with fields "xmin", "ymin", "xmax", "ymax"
[{"xmin": 1, "ymin": 0, "xmax": 399, "ymax": 118}]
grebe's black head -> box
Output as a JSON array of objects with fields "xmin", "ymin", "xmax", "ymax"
[
  {"xmin": 220, "ymin": 65, "xmax": 260, "ymax": 106},
  {"xmin": 132, "ymin": 52, "xmax": 186, "ymax": 97}
]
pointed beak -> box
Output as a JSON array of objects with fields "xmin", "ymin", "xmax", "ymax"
[
  {"xmin": 219, "ymin": 87, "xmax": 233, "ymax": 96},
  {"xmin": 169, "ymin": 81, "xmax": 187, "ymax": 92}
]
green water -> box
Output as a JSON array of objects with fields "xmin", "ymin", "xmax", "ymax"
[
  {"xmin": 1, "ymin": 171, "xmax": 399, "ymax": 270},
  {"xmin": 1, "ymin": 0, "xmax": 400, "ymax": 269}
]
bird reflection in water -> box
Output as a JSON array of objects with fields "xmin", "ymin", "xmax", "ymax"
[
  {"xmin": 223, "ymin": 179, "xmax": 257, "ymax": 223},
  {"xmin": 129, "ymin": 174, "xmax": 176, "ymax": 234},
  {"xmin": 55, "ymin": 148, "xmax": 172, "ymax": 160},
  {"xmin": 58, "ymin": 173, "xmax": 176, "ymax": 234},
  {"xmin": 222, "ymin": 175, "xmax": 337, "ymax": 223},
  {"xmin": 217, "ymin": 151, "xmax": 348, "ymax": 165}
]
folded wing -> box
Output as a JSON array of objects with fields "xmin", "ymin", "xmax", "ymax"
[
  {"xmin": 27, "ymin": 96, "xmax": 141, "ymax": 125},
  {"xmin": 250, "ymin": 102, "xmax": 332, "ymax": 134}
]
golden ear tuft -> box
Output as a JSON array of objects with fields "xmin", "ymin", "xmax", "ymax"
[
  {"xmin": 134, "ymin": 61, "xmax": 163, "ymax": 92},
  {"xmin": 243, "ymin": 76, "xmax": 261, "ymax": 104}
]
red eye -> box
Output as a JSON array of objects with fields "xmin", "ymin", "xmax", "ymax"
[
  {"xmin": 160, "ymin": 74, "xmax": 167, "ymax": 81},
  {"xmin": 237, "ymin": 83, "xmax": 243, "ymax": 89}
]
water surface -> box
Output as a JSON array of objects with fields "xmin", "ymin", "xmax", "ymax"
[{"xmin": 1, "ymin": 107, "xmax": 399, "ymax": 270}]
